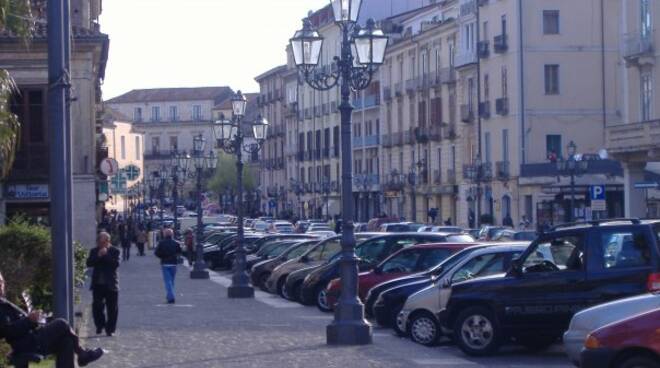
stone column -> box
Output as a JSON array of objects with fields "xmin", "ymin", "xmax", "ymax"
[{"xmin": 623, "ymin": 162, "xmax": 647, "ymax": 218}]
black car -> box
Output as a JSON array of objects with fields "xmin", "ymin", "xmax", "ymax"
[
  {"xmin": 439, "ymin": 219, "xmax": 660, "ymax": 356},
  {"xmin": 250, "ymin": 241, "xmax": 319, "ymax": 289},
  {"xmin": 366, "ymin": 245, "xmax": 494, "ymax": 327},
  {"xmin": 220, "ymin": 234, "xmax": 315, "ymax": 269},
  {"xmin": 299, "ymin": 233, "xmax": 473, "ymax": 310},
  {"xmin": 245, "ymin": 239, "xmax": 311, "ymax": 270}
]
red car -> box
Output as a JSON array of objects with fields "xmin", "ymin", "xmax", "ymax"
[
  {"xmin": 325, "ymin": 243, "xmax": 475, "ymax": 309},
  {"xmin": 581, "ymin": 308, "xmax": 660, "ymax": 368}
]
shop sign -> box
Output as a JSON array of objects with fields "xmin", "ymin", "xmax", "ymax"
[{"xmin": 6, "ymin": 184, "xmax": 49, "ymax": 199}]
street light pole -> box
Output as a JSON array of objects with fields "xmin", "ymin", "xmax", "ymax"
[
  {"xmin": 290, "ymin": 0, "xmax": 388, "ymax": 345},
  {"xmin": 190, "ymin": 137, "xmax": 214, "ymax": 279},
  {"xmin": 215, "ymin": 91, "xmax": 269, "ymax": 298}
]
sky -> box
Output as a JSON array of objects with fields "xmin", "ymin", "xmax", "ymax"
[{"xmin": 100, "ymin": 0, "xmax": 329, "ymax": 100}]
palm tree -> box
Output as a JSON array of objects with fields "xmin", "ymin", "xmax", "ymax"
[{"xmin": 0, "ymin": 0, "xmax": 35, "ymax": 178}]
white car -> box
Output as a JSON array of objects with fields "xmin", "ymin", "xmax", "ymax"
[
  {"xmin": 306, "ymin": 230, "xmax": 337, "ymax": 239},
  {"xmin": 563, "ymin": 293, "xmax": 660, "ymax": 367}
]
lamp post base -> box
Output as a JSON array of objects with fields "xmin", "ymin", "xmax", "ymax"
[
  {"xmin": 326, "ymin": 303, "xmax": 373, "ymax": 345},
  {"xmin": 227, "ymin": 285, "xmax": 254, "ymax": 298},
  {"xmin": 190, "ymin": 269, "xmax": 209, "ymax": 279}
]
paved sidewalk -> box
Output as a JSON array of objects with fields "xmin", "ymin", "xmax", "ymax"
[{"xmin": 80, "ymin": 252, "xmax": 571, "ymax": 368}]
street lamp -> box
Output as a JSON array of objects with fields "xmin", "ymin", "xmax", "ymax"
[
  {"xmin": 407, "ymin": 160, "xmax": 424, "ymax": 222},
  {"xmin": 190, "ymin": 135, "xmax": 217, "ymax": 279},
  {"xmin": 354, "ymin": 173, "xmax": 372, "ymax": 222},
  {"xmin": 290, "ymin": 1, "xmax": 388, "ymax": 345},
  {"xmin": 168, "ymin": 150, "xmax": 191, "ymax": 234},
  {"xmin": 556, "ymin": 141, "xmax": 588, "ymax": 222},
  {"xmin": 465, "ymin": 156, "xmax": 493, "ymax": 227},
  {"xmin": 214, "ymin": 91, "xmax": 269, "ymax": 298}
]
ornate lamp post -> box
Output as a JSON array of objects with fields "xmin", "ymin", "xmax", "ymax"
[
  {"xmin": 389, "ymin": 170, "xmax": 406, "ymax": 219},
  {"xmin": 147, "ymin": 176, "xmax": 157, "ymax": 223},
  {"xmin": 465, "ymin": 156, "xmax": 493, "ymax": 227},
  {"xmin": 214, "ymin": 91, "xmax": 269, "ymax": 298},
  {"xmin": 556, "ymin": 141, "xmax": 588, "ymax": 222},
  {"xmin": 354, "ymin": 173, "xmax": 372, "ymax": 222},
  {"xmin": 168, "ymin": 151, "xmax": 191, "ymax": 235},
  {"xmin": 406, "ymin": 160, "xmax": 425, "ymax": 222},
  {"xmin": 289, "ymin": 0, "xmax": 388, "ymax": 345},
  {"xmin": 189, "ymin": 135, "xmax": 217, "ymax": 279}
]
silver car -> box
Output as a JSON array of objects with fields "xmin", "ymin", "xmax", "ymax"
[
  {"xmin": 563, "ymin": 293, "xmax": 660, "ymax": 366},
  {"xmin": 397, "ymin": 244, "xmax": 527, "ymax": 346}
]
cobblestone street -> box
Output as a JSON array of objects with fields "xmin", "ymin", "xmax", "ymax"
[{"xmin": 79, "ymin": 253, "xmax": 572, "ymax": 368}]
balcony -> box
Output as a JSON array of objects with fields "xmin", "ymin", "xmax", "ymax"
[
  {"xmin": 364, "ymin": 135, "xmax": 380, "ymax": 146},
  {"xmin": 623, "ymin": 31, "xmax": 655, "ymax": 67},
  {"xmin": 444, "ymin": 125, "xmax": 457, "ymax": 140},
  {"xmin": 495, "ymin": 97, "xmax": 509, "ymax": 115},
  {"xmin": 429, "ymin": 124, "xmax": 442, "ymax": 141},
  {"xmin": 433, "ymin": 169, "xmax": 442, "ymax": 184},
  {"xmin": 383, "ymin": 87, "xmax": 392, "ymax": 100},
  {"xmin": 477, "ymin": 40, "xmax": 490, "ymax": 58},
  {"xmin": 455, "ymin": 49, "xmax": 478, "ymax": 67},
  {"xmin": 363, "ymin": 94, "xmax": 380, "ymax": 108},
  {"xmin": 426, "ymin": 73, "xmax": 441, "ymax": 88},
  {"xmin": 494, "ymin": 34, "xmax": 508, "ymax": 53},
  {"xmin": 479, "ymin": 101, "xmax": 491, "ymax": 119},
  {"xmin": 446, "ymin": 169, "xmax": 456, "ymax": 184},
  {"xmin": 405, "ymin": 78, "xmax": 418, "ymax": 94},
  {"xmin": 496, "ymin": 161, "xmax": 510, "ymax": 180},
  {"xmin": 460, "ymin": 104, "xmax": 475, "ymax": 123},
  {"xmin": 606, "ymin": 119, "xmax": 660, "ymax": 158},
  {"xmin": 520, "ymin": 160, "xmax": 622, "ymax": 178},
  {"xmin": 394, "ymin": 82, "xmax": 404, "ymax": 96},
  {"xmin": 392, "ymin": 132, "xmax": 403, "ymax": 146},
  {"xmin": 438, "ymin": 67, "xmax": 456, "ymax": 84},
  {"xmin": 352, "ymin": 136, "xmax": 364, "ymax": 148}
]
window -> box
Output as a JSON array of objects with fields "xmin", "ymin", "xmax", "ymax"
[
  {"xmin": 600, "ymin": 230, "xmax": 651, "ymax": 269},
  {"xmin": 522, "ymin": 235, "xmax": 583, "ymax": 273},
  {"xmin": 501, "ymin": 66, "xmax": 508, "ymax": 96},
  {"xmin": 641, "ymin": 0, "xmax": 652, "ymax": 38},
  {"xmin": 151, "ymin": 137, "xmax": 160, "ymax": 154},
  {"xmin": 418, "ymin": 248, "xmax": 455, "ymax": 270},
  {"xmin": 502, "ymin": 129, "xmax": 509, "ymax": 161},
  {"xmin": 641, "ymin": 72, "xmax": 653, "ymax": 121},
  {"xmin": 544, "ymin": 64, "xmax": 560, "ymax": 95},
  {"xmin": 484, "ymin": 132, "xmax": 491, "ymax": 163},
  {"xmin": 543, "ymin": 10, "xmax": 560, "ymax": 35},
  {"xmin": 484, "ymin": 74, "xmax": 490, "ymax": 100},
  {"xmin": 151, "ymin": 106, "xmax": 160, "ymax": 122},
  {"xmin": 546, "ymin": 134, "xmax": 562, "ymax": 158},
  {"xmin": 355, "ymin": 238, "xmax": 388, "ymax": 265},
  {"xmin": 451, "ymin": 253, "xmax": 506, "ymax": 283},
  {"xmin": 483, "ymin": 21, "xmax": 489, "ymax": 41},
  {"xmin": 120, "ymin": 136, "xmax": 126, "ymax": 159},
  {"xmin": 467, "ymin": 77, "xmax": 474, "ymax": 108},
  {"xmin": 192, "ymin": 105, "xmax": 202, "ymax": 120},
  {"xmin": 169, "ymin": 136, "xmax": 178, "ymax": 152},
  {"xmin": 501, "ymin": 14, "xmax": 507, "ymax": 35},
  {"xmin": 135, "ymin": 136, "xmax": 140, "ymax": 160},
  {"xmin": 320, "ymin": 239, "xmax": 342, "ymax": 260},
  {"xmin": 169, "ymin": 106, "xmax": 178, "ymax": 121},
  {"xmin": 134, "ymin": 107, "xmax": 142, "ymax": 122},
  {"xmin": 381, "ymin": 250, "xmax": 423, "ymax": 274}
]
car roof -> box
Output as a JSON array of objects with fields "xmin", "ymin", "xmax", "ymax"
[{"xmin": 408, "ymin": 242, "xmax": 481, "ymax": 250}]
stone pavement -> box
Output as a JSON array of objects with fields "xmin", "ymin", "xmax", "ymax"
[{"xmin": 79, "ymin": 251, "xmax": 572, "ymax": 368}]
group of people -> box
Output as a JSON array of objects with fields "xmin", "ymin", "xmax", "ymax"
[
  {"xmin": 0, "ymin": 218, "xmax": 187, "ymax": 366},
  {"xmin": 99, "ymin": 213, "xmax": 150, "ymax": 261}
]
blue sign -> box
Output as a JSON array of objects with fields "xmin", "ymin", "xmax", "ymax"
[
  {"xmin": 634, "ymin": 182, "xmax": 659, "ymax": 189},
  {"xmin": 269, "ymin": 200, "xmax": 276, "ymax": 208},
  {"xmin": 590, "ymin": 185, "xmax": 605, "ymax": 200}
]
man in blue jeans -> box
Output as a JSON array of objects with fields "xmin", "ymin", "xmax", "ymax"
[{"xmin": 154, "ymin": 228, "xmax": 182, "ymax": 304}]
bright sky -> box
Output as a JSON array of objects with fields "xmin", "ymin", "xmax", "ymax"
[{"xmin": 100, "ymin": 0, "xmax": 329, "ymax": 100}]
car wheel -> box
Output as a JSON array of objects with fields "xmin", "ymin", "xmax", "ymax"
[
  {"xmin": 453, "ymin": 306, "xmax": 501, "ymax": 356},
  {"xmin": 390, "ymin": 304, "xmax": 406, "ymax": 336},
  {"xmin": 316, "ymin": 284, "xmax": 331, "ymax": 312},
  {"xmin": 276, "ymin": 277, "xmax": 287, "ymax": 298},
  {"xmin": 409, "ymin": 311, "xmax": 440, "ymax": 346},
  {"xmin": 280, "ymin": 281, "xmax": 292, "ymax": 300},
  {"xmin": 518, "ymin": 335, "xmax": 558, "ymax": 351},
  {"xmin": 619, "ymin": 355, "xmax": 660, "ymax": 368},
  {"xmin": 258, "ymin": 273, "xmax": 270, "ymax": 291}
]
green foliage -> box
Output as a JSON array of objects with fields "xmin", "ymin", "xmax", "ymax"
[
  {"xmin": 0, "ymin": 0, "xmax": 35, "ymax": 40},
  {"xmin": 0, "ymin": 218, "xmax": 52, "ymax": 310},
  {"xmin": 0, "ymin": 69, "xmax": 20, "ymax": 180},
  {"xmin": 208, "ymin": 153, "xmax": 257, "ymax": 194}
]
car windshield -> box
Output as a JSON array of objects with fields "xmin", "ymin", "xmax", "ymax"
[
  {"xmin": 283, "ymin": 242, "xmax": 315, "ymax": 260},
  {"xmin": 417, "ymin": 248, "xmax": 458, "ymax": 270},
  {"xmin": 267, "ymin": 241, "xmax": 298, "ymax": 257},
  {"xmin": 356, "ymin": 238, "xmax": 389, "ymax": 264},
  {"xmin": 522, "ymin": 235, "xmax": 583, "ymax": 272},
  {"xmin": 430, "ymin": 246, "xmax": 483, "ymax": 276},
  {"xmin": 514, "ymin": 231, "xmax": 537, "ymax": 241}
]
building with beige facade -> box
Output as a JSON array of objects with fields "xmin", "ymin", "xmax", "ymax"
[
  {"xmin": 0, "ymin": 0, "xmax": 108, "ymax": 248},
  {"xmin": 606, "ymin": 0, "xmax": 660, "ymax": 219},
  {"xmin": 102, "ymin": 109, "xmax": 145, "ymax": 214}
]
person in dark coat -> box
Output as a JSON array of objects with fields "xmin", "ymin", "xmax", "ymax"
[
  {"xmin": 86, "ymin": 232, "xmax": 121, "ymax": 337},
  {"xmin": 0, "ymin": 271, "xmax": 104, "ymax": 366},
  {"xmin": 154, "ymin": 228, "xmax": 182, "ymax": 304}
]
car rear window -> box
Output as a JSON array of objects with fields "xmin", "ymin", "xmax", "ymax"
[
  {"xmin": 446, "ymin": 234, "xmax": 475, "ymax": 243},
  {"xmin": 600, "ymin": 230, "xmax": 652, "ymax": 269}
]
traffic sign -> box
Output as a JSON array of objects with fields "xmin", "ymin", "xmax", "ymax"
[
  {"xmin": 110, "ymin": 174, "xmax": 127, "ymax": 194},
  {"xmin": 99, "ymin": 158, "xmax": 119, "ymax": 176},
  {"xmin": 634, "ymin": 182, "xmax": 659, "ymax": 189},
  {"xmin": 590, "ymin": 185, "xmax": 605, "ymax": 200},
  {"xmin": 122, "ymin": 165, "xmax": 141, "ymax": 181}
]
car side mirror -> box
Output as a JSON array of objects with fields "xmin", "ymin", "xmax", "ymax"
[{"xmin": 431, "ymin": 266, "xmax": 443, "ymax": 276}]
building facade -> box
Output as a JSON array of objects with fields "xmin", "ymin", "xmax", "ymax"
[
  {"xmin": 0, "ymin": 0, "xmax": 108, "ymax": 248},
  {"xmin": 102, "ymin": 109, "xmax": 145, "ymax": 214}
]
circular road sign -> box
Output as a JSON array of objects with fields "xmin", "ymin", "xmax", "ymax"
[{"xmin": 100, "ymin": 158, "xmax": 119, "ymax": 176}]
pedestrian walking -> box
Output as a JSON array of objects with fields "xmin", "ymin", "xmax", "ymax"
[
  {"xmin": 0, "ymin": 271, "xmax": 105, "ymax": 366},
  {"xmin": 154, "ymin": 228, "xmax": 182, "ymax": 304},
  {"xmin": 184, "ymin": 229, "xmax": 194, "ymax": 265},
  {"xmin": 86, "ymin": 232, "xmax": 120, "ymax": 337},
  {"xmin": 136, "ymin": 226, "xmax": 147, "ymax": 256}
]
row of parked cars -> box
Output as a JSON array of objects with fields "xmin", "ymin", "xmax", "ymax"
[{"xmin": 199, "ymin": 219, "xmax": 660, "ymax": 367}]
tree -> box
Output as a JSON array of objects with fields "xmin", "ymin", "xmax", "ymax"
[
  {"xmin": 208, "ymin": 153, "xmax": 257, "ymax": 195},
  {"xmin": 0, "ymin": 0, "xmax": 36, "ymax": 179}
]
